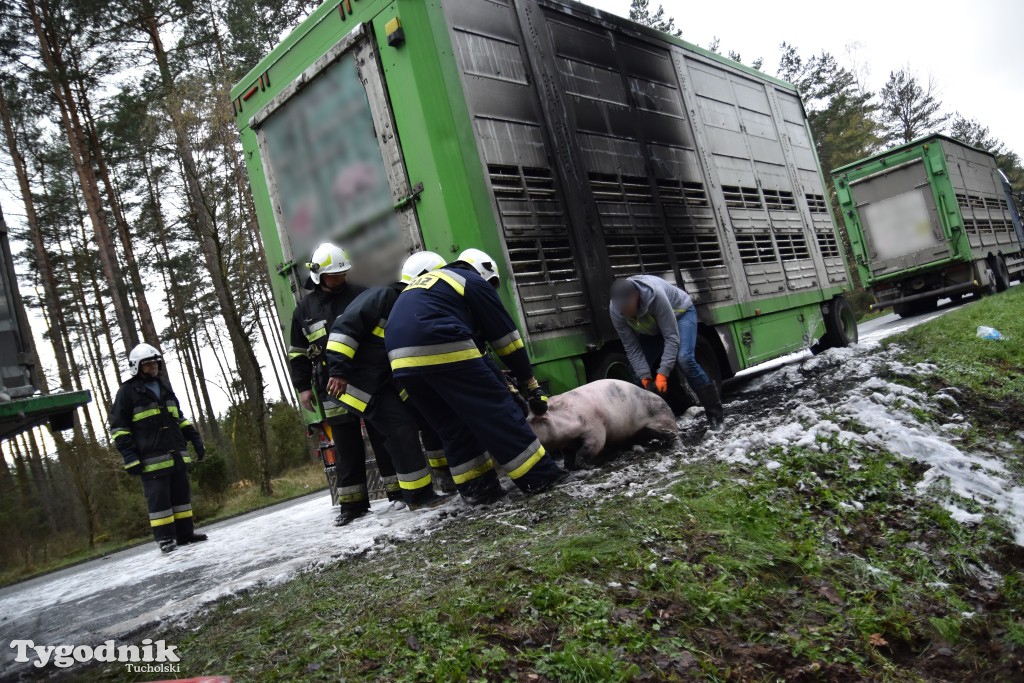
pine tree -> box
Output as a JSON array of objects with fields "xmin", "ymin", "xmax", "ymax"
[
  {"xmin": 878, "ymin": 68, "xmax": 949, "ymax": 145},
  {"xmin": 629, "ymin": 0, "xmax": 681, "ymax": 37}
]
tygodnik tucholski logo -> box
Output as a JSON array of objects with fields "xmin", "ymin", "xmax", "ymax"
[{"xmin": 9, "ymin": 638, "xmax": 181, "ymax": 673}]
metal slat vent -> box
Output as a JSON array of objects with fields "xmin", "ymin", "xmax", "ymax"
[
  {"xmin": 486, "ymin": 164, "xmax": 588, "ymax": 333},
  {"xmin": 604, "ymin": 234, "xmax": 672, "ymax": 276},
  {"xmin": 722, "ymin": 185, "xmax": 762, "ymax": 209},
  {"xmin": 774, "ymin": 231, "xmax": 810, "ymax": 261},
  {"xmin": 657, "ymin": 178, "xmax": 710, "ymax": 207},
  {"xmin": 805, "ymin": 193, "xmax": 828, "ymax": 214},
  {"xmin": 762, "ymin": 189, "xmax": 797, "ymax": 212},
  {"xmin": 736, "ymin": 232, "xmax": 777, "ymax": 264},
  {"xmin": 815, "ymin": 230, "xmax": 841, "ymax": 258}
]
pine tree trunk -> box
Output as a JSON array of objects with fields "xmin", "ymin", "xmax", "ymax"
[
  {"xmin": 25, "ymin": 0, "xmax": 139, "ymax": 352},
  {"xmin": 74, "ymin": 73, "xmax": 160, "ymax": 347},
  {"xmin": 144, "ymin": 152, "xmax": 223, "ymax": 442},
  {"xmin": 143, "ymin": 13, "xmax": 271, "ymax": 494}
]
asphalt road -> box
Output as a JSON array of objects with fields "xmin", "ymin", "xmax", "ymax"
[{"xmin": 0, "ymin": 290, "xmax": 985, "ymax": 680}]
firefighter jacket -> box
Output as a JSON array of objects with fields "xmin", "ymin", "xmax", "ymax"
[
  {"xmin": 288, "ymin": 283, "xmax": 367, "ymax": 420},
  {"xmin": 325, "ymin": 282, "xmax": 404, "ymax": 413},
  {"xmin": 385, "ymin": 263, "xmax": 532, "ymax": 383},
  {"xmin": 109, "ymin": 376, "xmax": 200, "ymax": 478}
]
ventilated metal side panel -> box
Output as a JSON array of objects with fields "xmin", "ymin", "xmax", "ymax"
[
  {"xmin": 538, "ymin": 15, "xmax": 735, "ymax": 305},
  {"xmin": 683, "ymin": 61, "xmax": 825, "ymax": 296},
  {"xmin": 944, "ymin": 142, "xmax": 1019, "ymax": 254},
  {"xmin": 774, "ymin": 91, "xmax": 848, "ymax": 286},
  {"xmin": 441, "ymin": 0, "xmax": 590, "ymax": 337}
]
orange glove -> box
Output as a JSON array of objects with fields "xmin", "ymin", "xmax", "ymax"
[
  {"xmin": 655, "ymin": 374, "xmax": 669, "ymax": 394},
  {"xmin": 642, "ymin": 377, "xmax": 654, "ymax": 391}
]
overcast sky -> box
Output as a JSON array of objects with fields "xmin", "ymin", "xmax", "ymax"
[{"xmin": 584, "ymin": 0, "xmax": 1024, "ymax": 156}]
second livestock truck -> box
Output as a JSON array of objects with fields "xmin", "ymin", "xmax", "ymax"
[
  {"xmin": 833, "ymin": 135, "xmax": 1024, "ymax": 317},
  {"xmin": 232, "ymin": 0, "xmax": 857, "ymax": 421}
]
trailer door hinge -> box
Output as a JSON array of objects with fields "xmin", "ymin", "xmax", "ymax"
[{"xmin": 394, "ymin": 182, "xmax": 424, "ymax": 210}]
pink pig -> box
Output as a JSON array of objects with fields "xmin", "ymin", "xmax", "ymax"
[{"xmin": 527, "ymin": 379, "xmax": 678, "ymax": 468}]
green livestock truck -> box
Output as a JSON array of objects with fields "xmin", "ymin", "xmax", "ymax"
[
  {"xmin": 0, "ymin": 207, "xmax": 91, "ymax": 440},
  {"xmin": 232, "ymin": 0, "xmax": 856, "ymax": 419},
  {"xmin": 833, "ymin": 135, "xmax": 1024, "ymax": 317}
]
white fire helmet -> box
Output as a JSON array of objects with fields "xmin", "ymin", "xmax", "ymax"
[
  {"xmin": 400, "ymin": 251, "xmax": 447, "ymax": 283},
  {"xmin": 458, "ymin": 248, "xmax": 500, "ymax": 287},
  {"xmin": 128, "ymin": 343, "xmax": 162, "ymax": 376},
  {"xmin": 306, "ymin": 243, "xmax": 352, "ymax": 285}
]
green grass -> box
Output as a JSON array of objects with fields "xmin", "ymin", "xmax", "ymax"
[
  {"xmin": 0, "ymin": 463, "xmax": 329, "ymax": 588},
  {"xmin": 78, "ymin": 445, "xmax": 1023, "ymax": 681},
  {"xmin": 888, "ymin": 286, "xmax": 1024, "ymax": 401}
]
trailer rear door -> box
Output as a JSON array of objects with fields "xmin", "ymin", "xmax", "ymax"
[
  {"xmin": 849, "ymin": 159, "xmax": 949, "ymax": 276},
  {"xmin": 249, "ymin": 24, "xmax": 422, "ymax": 289}
]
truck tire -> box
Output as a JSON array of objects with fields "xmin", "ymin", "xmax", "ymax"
[
  {"xmin": 585, "ymin": 350, "xmax": 634, "ymax": 384},
  {"xmin": 992, "ymin": 255, "xmax": 1011, "ymax": 292},
  {"xmin": 815, "ymin": 296, "xmax": 858, "ymax": 351}
]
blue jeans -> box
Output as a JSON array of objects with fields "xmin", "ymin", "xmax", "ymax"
[{"xmin": 638, "ymin": 307, "xmax": 711, "ymax": 390}]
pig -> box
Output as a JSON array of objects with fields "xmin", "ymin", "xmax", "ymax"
[{"xmin": 527, "ymin": 379, "xmax": 678, "ymax": 469}]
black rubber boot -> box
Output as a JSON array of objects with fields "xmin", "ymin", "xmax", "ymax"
[
  {"xmin": 431, "ymin": 467, "xmax": 457, "ymax": 494},
  {"xmin": 525, "ymin": 468, "xmax": 571, "ymax": 495},
  {"xmin": 159, "ymin": 539, "xmax": 177, "ymax": 554},
  {"xmin": 408, "ymin": 490, "xmax": 453, "ymax": 511},
  {"xmin": 178, "ymin": 533, "xmax": 208, "ymax": 546},
  {"xmin": 461, "ymin": 481, "xmax": 508, "ymax": 506},
  {"xmin": 334, "ymin": 506, "xmax": 369, "ymax": 527},
  {"xmin": 695, "ymin": 382, "xmax": 724, "ymax": 432}
]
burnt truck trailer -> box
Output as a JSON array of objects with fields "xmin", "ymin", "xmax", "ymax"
[
  {"xmin": 0, "ymin": 207, "xmax": 91, "ymax": 440},
  {"xmin": 232, "ymin": 0, "xmax": 856, "ymax": 415},
  {"xmin": 833, "ymin": 135, "xmax": 1024, "ymax": 317}
]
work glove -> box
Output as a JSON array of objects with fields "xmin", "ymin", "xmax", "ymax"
[
  {"xmin": 125, "ymin": 462, "xmax": 143, "ymax": 476},
  {"xmin": 641, "ymin": 377, "xmax": 654, "ymax": 391},
  {"xmin": 299, "ymin": 389, "xmax": 315, "ymax": 412},
  {"xmin": 655, "ymin": 374, "xmax": 669, "ymax": 394},
  {"xmin": 190, "ymin": 435, "xmax": 206, "ymax": 462},
  {"xmin": 524, "ymin": 378, "xmax": 548, "ymax": 416}
]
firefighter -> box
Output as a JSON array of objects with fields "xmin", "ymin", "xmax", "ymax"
[
  {"xmin": 323, "ymin": 265, "xmax": 455, "ymax": 508},
  {"xmin": 110, "ymin": 344, "xmax": 207, "ymax": 553},
  {"xmin": 609, "ymin": 276, "xmax": 724, "ymax": 431},
  {"xmin": 288, "ymin": 242, "xmax": 401, "ymax": 526},
  {"xmin": 458, "ymin": 248, "xmax": 533, "ymax": 416},
  {"xmin": 385, "ymin": 251, "xmax": 566, "ymax": 505}
]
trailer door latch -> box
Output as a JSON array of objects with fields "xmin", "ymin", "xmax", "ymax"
[{"xmin": 394, "ymin": 182, "xmax": 424, "ymax": 211}]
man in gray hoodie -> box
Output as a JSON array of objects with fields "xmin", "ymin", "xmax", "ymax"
[{"xmin": 608, "ymin": 276, "xmax": 724, "ymax": 430}]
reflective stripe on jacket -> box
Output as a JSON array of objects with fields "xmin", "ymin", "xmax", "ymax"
[
  {"xmin": 109, "ymin": 376, "xmax": 199, "ymax": 477},
  {"xmin": 325, "ymin": 283, "xmax": 404, "ymax": 412},
  {"xmin": 384, "ymin": 263, "xmax": 532, "ymax": 382},
  {"xmin": 288, "ymin": 283, "xmax": 366, "ymax": 422}
]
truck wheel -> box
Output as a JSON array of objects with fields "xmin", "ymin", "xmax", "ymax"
[
  {"xmin": 981, "ymin": 259, "xmax": 1000, "ymax": 295},
  {"xmin": 993, "ymin": 255, "xmax": 1011, "ymax": 292},
  {"xmin": 813, "ymin": 296, "xmax": 858, "ymax": 351},
  {"xmin": 586, "ymin": 350, "xmax": 634, "ymax": 384}
]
